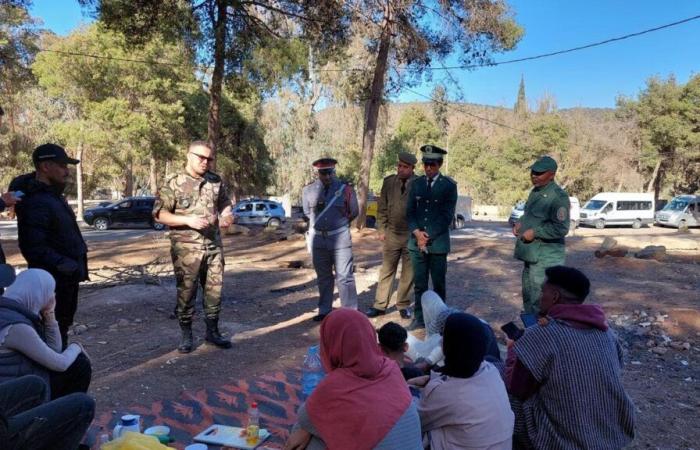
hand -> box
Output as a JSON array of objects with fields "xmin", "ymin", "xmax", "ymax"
[
  {"xmin": 219, "ymin": 215, "xmax": 233, "ymax": 228},
  {"xmin": 41, "ymin": 295, "xmax": 56, "ymax": 318},
  {"xmin": 407, "ymin": 375, "xmax": 430, "ymax": 387},
  {"xmin": 414, "ymin": 230, "xmax": 430, "ymax": 248},
  {"xmin": 506, "ymin": 338, "xmax": 515, "ymax": 349},
  {"xmin": 521, "ymin": 229, "xmax": 535, "ymax": 242},
  {"xmin": 537, "ymin": 316, "xmax": 550, "ymax": 326},
  {"xmin": 284, "ymin": 429, "xmax": 312, "ymax": 450},
  {"xmin": 1, "ymin": 192, "xmax": 20, "ymax": 207},
  {"xmin": 187, "ymin": 216, "xmax": 210, "ymax": 230},
  {"xmin": 512, "ymin": 222, "xmax": 521, "ymax": 236},
  {"xmin": 377, "ymin": 232, "xmax": 385, "ymax": 242}
]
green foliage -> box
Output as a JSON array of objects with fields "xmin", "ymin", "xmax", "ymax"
[{"xmin": 514, "ymin": 75, "xmax": 527, "ymax": 115}]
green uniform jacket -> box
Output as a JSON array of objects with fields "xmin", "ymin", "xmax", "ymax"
[
  {"xmin": 407, "ymin": 173, "xmax": 458, "ymax": 254},
  {"xmin": 514, "ymin": 181, "xmax": 570, "ymax": 263},
  {"xmin": 377, "ymin": 174, "xmax": 416, "ymax": 235}
]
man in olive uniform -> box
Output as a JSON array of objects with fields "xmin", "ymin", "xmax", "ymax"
[
  {"xmin": 153, "ymin": 141, "xmax": 234, "ymax": 353},
  {"xmin": 513, "ymin": 155, "xmax": 570, "ymax": 315},
  {"xmin": 302, "ymin": 158, "xmax": 359, "ymax": 322},
  {"xmin": 406, "ymin": 145, "xmax": 458, "ymax": 330},
  {"xmin": 365, "ymin": 152, "xmax": 417, "ymax": 319}
]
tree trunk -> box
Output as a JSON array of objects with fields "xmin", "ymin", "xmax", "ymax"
[
  {"xmin": 355, "ymin": 11, "xmax": 392, "ymax": 229},
  {"xmin": 76, "ymin": 143, "xmax": 84, "ymax": 219},
  {"xmin": 647, "ymin": 159, "xmax": 661, "ymax": 198},
  {"xmin": 123, "ymin": 159, "xmax": 134, "ymax": 198},
  {"xmin": 149, "ymin": 153, "xmax": 158, "ymax": 195},
  {"xmin": 207, "ymin": 0, "xmax": 227, "ymax": 168}
]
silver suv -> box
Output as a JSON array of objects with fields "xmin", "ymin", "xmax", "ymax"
[{"xmin": 233, "ymin": 199, "xmax": 286, "ymax": 227}]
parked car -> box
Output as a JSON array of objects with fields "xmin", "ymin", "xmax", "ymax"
[
  {"xmin": 83, "ymin": 197, "xmax": 165, "ymax": 231},
  {"xmin": 655, "ymin": 195, "xmax": 699, "ymax": 228},
  {"xmin": 233, "ymin": 199, "xmax": 286, "ymax": 227},
  {"xmin": 579, "ymin": 192, "xmax": 654, "ymax": 229},
  {"xmin": 508, "ymin": 197, "xmax": 580, "ymax": 230}
]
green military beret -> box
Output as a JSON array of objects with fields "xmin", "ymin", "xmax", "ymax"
[
  {"xmin": 398, "ymin": 151, "xmax": 417, "ymax": 166},
  {"xmin": 420, "ymin": 144, "xmax": 447, "ymax": 162},
  {"xmin": 530, "ymin": 155, "xmax": 558, "ymax": 172}
]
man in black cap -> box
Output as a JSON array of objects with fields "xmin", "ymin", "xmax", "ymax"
[
  {"xmin": 513, "ymin": 155, "xmax": 570, "ymax": 315},
  {"xmin": 365, "ymin": 151, "xmax": 417, "ymax": 319},
  {"xmin": 302, "ymin": 157, "xmax": 359, "ymax": 321},
  {"xmin": 9, "ymin": 144, "xmax": 88, "ymax": 347},
  {"xmin": 405, "ymin": 145, "xmax": 458, "ymax": 330}
]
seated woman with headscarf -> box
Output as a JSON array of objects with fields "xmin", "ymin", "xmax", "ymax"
[
  {"xmin": 284, "ymin": 308, "xmax": 422, "ymax": 450},
  {"xmin": 414, "ymin": 313, "xmax": 514, "ymax": 450},
  {"xmin": 407, "ymin": 291, "xmax": 500, "ymax": 371},
  {"xmin": 0, "ymin": 269, "xmax": 91, "ymax": 400}
]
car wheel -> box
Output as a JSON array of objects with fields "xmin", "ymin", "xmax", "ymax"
[
  {"xmin": 454, "ymin": 216, "xmax": 465, "ymax": 229},
  {"xmin": 678, "ymin": 220, "xmax": 688, "ymax": 231},
  {"xmin": 94, "ymin": 217, "xmax": 109, "ymax": 231},
  {"xmin": 595, "ymin": 219, "xmax": 605, "ymax": 230},
  {"xmin": 267, "ymin": 217, "xmax": 281, "ymax": 228},
  {"xmin": 152, "ymin": 221, "xmax": 166, "ymax": 231},
  {"xmin": 632, "ymin": 219, "xmax": 642, "ymax": 229}
]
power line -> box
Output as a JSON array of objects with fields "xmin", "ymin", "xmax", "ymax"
[{"xmin": 31, "ymin": 13, "xmax": 700, "ymax": 74}]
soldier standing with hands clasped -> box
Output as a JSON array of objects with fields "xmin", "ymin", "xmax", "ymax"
[
  {"xmin": 513, "ymin": 155, "xmax": 570, "ymax": 315},
  {"xmin": 153, "ymin": 141, "xmax": 234, "ymax": 353},
  {"xmin": 406, "ymin": 145, "xmax": 457, "ymax": 331},
  {"xmin": 302, "ymin": 158, "xmax": 359, "ymax": 322},
  {"xmin": 365, "ymin": 152, "xmax": 417, "ymax": 320}
]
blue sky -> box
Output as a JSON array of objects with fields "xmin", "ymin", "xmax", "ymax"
[{"xmin": 30, "ymin": 0, "xmax": 700, "ymax": 109}]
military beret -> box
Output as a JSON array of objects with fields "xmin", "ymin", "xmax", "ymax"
[
  {"xmin": 312, "ymin": 158, "xmax": 338, "ymax": 170},
  {"xmin": 530, "ymin": 155, "xmax": 558, "ymax": 172},
  {"xmin": 398, "ymin": 151, "xmax": 417, "ymax": 166},
  {"xmin": 420, "ymin": 144, "xmax": 447, "ymax": 162}
]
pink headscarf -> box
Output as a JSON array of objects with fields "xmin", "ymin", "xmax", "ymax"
[{"xmin": 306, "ymin": 308, "xmax": 412, "ymax": 450}]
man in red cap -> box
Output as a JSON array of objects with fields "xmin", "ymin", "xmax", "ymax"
[{"xmin": 302, "ymin": 158, "xmax": 359, "ymax": 321}]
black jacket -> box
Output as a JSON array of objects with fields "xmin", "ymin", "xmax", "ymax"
[{"xmin": 8, "ymin": 173, "xmax": 88, "ymax": 281}]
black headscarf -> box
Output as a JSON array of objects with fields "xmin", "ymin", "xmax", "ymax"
[{"xmin": 441, "ymin": 312, "xmax": 488, "ymax": 378}]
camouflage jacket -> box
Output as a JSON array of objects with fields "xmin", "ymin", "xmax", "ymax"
[{"xmin": 153, "ymin": 171, "xmax": 231, "ymax": 246}]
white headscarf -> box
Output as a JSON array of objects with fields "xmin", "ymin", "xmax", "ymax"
[
  {"xmin": 3, "ymin": 269, "xmax": 56, "ymax": 315},
  {"xmin": 406, "ymin": 291, "xmax": 457, "ymax": 365}
]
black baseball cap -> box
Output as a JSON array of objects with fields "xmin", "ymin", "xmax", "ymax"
[{"xmin": 32, "ymin": 144, "xmax": 80, "ymax": 166}]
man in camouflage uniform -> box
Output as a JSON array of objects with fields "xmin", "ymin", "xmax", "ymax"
[
  {"xmin": 365, "ymin": 151, "xmax": 417, "ymax": 320},
  {"xmin": 513, "ymin": 155, "xmax": 570, "ymax": 315},
  {"xmin": 153, "ymin": 141, "xmax": 234, "ymax": 353},
  {"xmin": 302, "ymin": 158, "xmax": 359, "ymax": 322}
]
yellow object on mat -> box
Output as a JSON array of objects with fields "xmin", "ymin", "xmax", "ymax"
[{"xmin": 101, "ymin": 432, "xmax": 174, "ymax": 450}]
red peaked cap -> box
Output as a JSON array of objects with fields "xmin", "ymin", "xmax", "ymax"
[{"xmin": 312, "ymin": 158, "xmax": 338, "ymax": 170}]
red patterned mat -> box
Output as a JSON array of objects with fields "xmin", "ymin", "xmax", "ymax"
[{"xmin": 89, "ymin": 370, "xmax": 302, "ymax": 449}]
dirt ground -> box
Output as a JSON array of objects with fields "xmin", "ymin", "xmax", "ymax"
[{"xmin": 2, "ymin": 222, "xmax": 699, "ymax": 449}]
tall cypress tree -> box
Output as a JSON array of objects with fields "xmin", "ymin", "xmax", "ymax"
[{"xmin": 514, "ymin": 75, "xmax": 528, "ymax": 116}]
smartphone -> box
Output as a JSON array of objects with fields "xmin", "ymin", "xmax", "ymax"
[
  {"xmin": 500, "ymin": 321, "xmax": 524, "ymax": 341},
  {"xmin": 520, "ymin": 313, "xmax": 537, "ymax": 328}
]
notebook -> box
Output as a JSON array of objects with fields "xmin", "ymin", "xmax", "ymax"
[{"xmin": 193, "ymin": 424, "xmax": 271, "ymax": 449}]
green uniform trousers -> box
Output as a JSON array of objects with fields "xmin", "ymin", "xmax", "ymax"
[
  {"xmin": 171, "ymin": 241, "xmax": 224, "ymax": 323},
  {"xmin": 521, "ymin": 247, "xmax": 565, "ymax": 315},
  {"xmin": 410, "ymin": 250, "xmax": 447, "ymax": 323},
  {"xmin": 373, "ymin": 231, "xmax": 413, "ymax": 311}
]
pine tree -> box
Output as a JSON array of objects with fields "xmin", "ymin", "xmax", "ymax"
[{"xmin": 514, "ymin": 75, "xmax": 528, "ymax": 116}]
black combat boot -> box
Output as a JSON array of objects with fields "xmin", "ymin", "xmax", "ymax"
[
  {"xmin": 178, "ymin": 322, "xmax": 194, "ymax": 353},
  {"xmin": 205, "ymin": 318, "xmax": 232, "ymax": 349}
]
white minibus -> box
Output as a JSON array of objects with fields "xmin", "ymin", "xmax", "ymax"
[{"xmin": 579, "ymin": 193, "xmax": 655, "ymax": 229}]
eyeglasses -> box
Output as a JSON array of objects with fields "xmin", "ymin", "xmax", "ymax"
[
  {"xmin": 423, "ymin": 161, "xmax": 438, "ymax": 167},
  {"xmin": 190, "ymin": 152, "xmax": 214, "ymax": 163}
]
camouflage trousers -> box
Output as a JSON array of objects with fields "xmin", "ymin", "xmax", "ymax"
[{"xmin": 171, "ymin": 241, "xmax": 225, "ymax": 324}]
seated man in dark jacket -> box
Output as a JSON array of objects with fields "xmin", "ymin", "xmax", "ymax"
[
  {"xmin": 9, "ymin": 144, "xmax": 88, "ymax": 347},
  {"xmin": 0, "ymin": 375, "xmax": 94, "ymax": 450}
]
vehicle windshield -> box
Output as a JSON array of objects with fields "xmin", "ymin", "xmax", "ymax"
[
  {"xmin": 662, "ymin": 199, "xmax": 689, "ymax": 212},
  {"xmin": 584, "ymin": 200, "xmax": 607, "ymax": 210}
]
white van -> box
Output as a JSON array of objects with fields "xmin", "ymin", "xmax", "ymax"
[
  {"xmin": 655, "ymin": 195, "xmax": 699, "ymax": 228},
  {"xmin": 579, "ymin": 193, "xmax": 655, "ymax": 229}
]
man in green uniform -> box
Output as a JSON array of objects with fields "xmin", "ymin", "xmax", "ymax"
[
  {"xmin": 153, "ymin": 141, "xmax": 234, "ymax": 353},
  {"xmin": 406, "ymin": 145, "xmax": 458, "ymax": 330},
  {"xmin": 513, "ymin": 155, "xmax": 570, "ymax": 315},
  {"xmin": 365, "ymin": 152, "xmax": 417, "ymax": 319}
]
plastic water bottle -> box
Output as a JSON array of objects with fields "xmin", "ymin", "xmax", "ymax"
[
  {"xmin": 246, "ymin": 402, "xmax": 260, "ymax": 445},
  {"xmin": 301, "ymin": 345, "xmax": 325, "ymax": 399}
]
